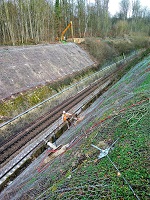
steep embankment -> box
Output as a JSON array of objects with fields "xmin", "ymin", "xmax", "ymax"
[
  {"xmin": 0, "ymin": 53, "xmax": 149, "ymax": 200},
  {"xmin": 0, "ymin": 43, "xmax": 95, "ymax": 100}
]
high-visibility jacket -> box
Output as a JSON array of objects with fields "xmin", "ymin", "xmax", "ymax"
[{"xmin": 62, "ymin": 113, "xmax": 72, "ymax": 122}]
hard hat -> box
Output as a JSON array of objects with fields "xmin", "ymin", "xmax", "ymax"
[{"xmin": 63, "ymin": 111, "xmax": 66, "ymax": 114}]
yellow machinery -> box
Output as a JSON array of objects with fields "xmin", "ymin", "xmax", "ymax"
[{"xmin": 60, "ymin": 21, "xmax": 73, "ymax": 41}]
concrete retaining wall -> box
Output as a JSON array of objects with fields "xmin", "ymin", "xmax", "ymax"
[{"xmin": 0, "ymin": 43, "xmax": 94, "ymax": 100}]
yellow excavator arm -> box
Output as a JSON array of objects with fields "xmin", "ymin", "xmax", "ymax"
[{"xmin": 61, "ymin": 21, "xmax": 73, "ymax": 41}]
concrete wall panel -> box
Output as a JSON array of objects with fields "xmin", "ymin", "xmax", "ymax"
[{"xmin": 0, "ymin": 43, "xmax": 94, "ymax": 100}]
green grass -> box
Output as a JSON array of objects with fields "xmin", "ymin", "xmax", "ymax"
[
  {"xmin": 110, "ymin": 109, "xmax": 149, "ymax": 199},
  {"xmin": 46, "ymin": 98, "xmax": 149, "ymax": 199},
  {"xmin": 134, "ymin": 73, "xmax": 150, "ymax": 94}
]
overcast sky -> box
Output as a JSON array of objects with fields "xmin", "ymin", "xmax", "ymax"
[{"xmin": 108, "ymin": 0, "xmax": 150, "ymax": 16}]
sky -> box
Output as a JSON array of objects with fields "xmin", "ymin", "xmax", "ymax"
[{"xmin": 108, "ymin": 0, "xmax": 150, "ymax": 16}]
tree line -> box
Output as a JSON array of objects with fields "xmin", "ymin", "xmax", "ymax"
[{"xmin": 0, "ymin": 0, "xmax": 150, "ymax": 45}]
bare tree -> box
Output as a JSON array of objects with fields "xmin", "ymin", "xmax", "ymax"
[
  {"xmin": 119, "ymin": 0, "xmax": 130, "ymax": 20},
  {"xmin": 0, "ymin": 0, "xmax": 150, "ymax": 45},
  {"xmin": 132, "ymin": 0, "xmax": 141, "ymax": 18},
  {"xmin": 2, "ymin": 0, "xmax": 16, "ymax": 45}
]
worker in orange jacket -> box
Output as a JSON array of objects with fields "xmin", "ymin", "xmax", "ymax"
[{"xmin": 62, "ymin": 111, "xmax": 72, "ymax": 129}]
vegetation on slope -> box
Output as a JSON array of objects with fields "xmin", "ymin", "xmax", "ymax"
[
  {"xmin": 4, "ymin": 49, "xmax": 149, "ymax": 200},
  {"xmin": 34, "ymin": 54, "xmax": 149, "ymax": 200}
]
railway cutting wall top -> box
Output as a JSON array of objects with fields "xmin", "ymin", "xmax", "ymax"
[{"xmin": 0, "ymin": 43, "xmax": 95, "ymax": 100}]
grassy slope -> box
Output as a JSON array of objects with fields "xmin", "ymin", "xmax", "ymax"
[{"xmin": 43, "ymin": 55, "xmax": 150, "ymax": 199}]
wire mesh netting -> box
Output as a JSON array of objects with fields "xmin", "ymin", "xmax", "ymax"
[{"xmin": 0, "ymin": 55, "xmax": 149, "ymax": 200}]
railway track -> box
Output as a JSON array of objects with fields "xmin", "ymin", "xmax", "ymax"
[
  {"xmin": 0, "ymin": 74, "xmax": 116, "ymax": 166},
  {"xmin": 0, "ymin": 57, "xmax": 132, "ymax": 167}
]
